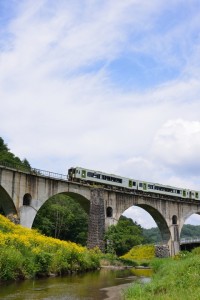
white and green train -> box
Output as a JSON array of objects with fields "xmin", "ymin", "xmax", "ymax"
[{"xmin": 68, "ymin": 167, "xmax": 200, "ymax": 201}]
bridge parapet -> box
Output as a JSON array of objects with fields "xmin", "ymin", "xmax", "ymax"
[
  {"xmin": 0, "ymin": 162, "xmax": 68, "ymax": 180},
  {"xmin": 180, "ymin": 237, "xmax": 200, "ymax": 245}
]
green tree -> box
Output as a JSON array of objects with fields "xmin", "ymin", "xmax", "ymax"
[
  {"xmin": 0, "ymin": 137, "xmax": 31, "ymax": 170},
  {"xmin": 33, "ymin": 194, "xmax": 88, "ymax": 245},
  {"xmin": 0, "ymin": 137, "xmax": 9, "ymax": 152},
  {"xmin": 142, "ymin": 227, "xmax": 162, "ymax": 244},
  {"xmin": 180, "ymin": 224, "xmax": 200, "ymax": 239},
  {"xmin": 104, "ymin": 216, "xmax": 144, "ymax": 256}
]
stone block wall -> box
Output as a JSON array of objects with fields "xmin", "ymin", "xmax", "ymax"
[
  {"xmin": 87, "ymin": 189, "xmax": 105, "ymax": 251},
  {"xmin": 155, "ymin": 244, "xmax": 170, "ymax": 258}
]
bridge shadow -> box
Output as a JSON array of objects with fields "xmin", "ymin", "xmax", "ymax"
[{"xmin": 0, "ymin": 186, "xmax": 17, "ymax": 217}]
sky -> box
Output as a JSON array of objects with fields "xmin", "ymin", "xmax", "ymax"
[{"xmin": 1, "ymin": 0, "xmax": 200, "ymax": 228}]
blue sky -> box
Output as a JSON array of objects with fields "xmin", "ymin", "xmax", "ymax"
[{"xmin": 1, "ymin": 0, "xmax": 200, "ymax": 228}]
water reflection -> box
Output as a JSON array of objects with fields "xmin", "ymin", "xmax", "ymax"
[{"xmin": 0, "ymin": 268, "xmax": 151, "ymax": 300}]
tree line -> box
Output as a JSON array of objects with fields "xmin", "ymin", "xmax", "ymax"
[{"xmin": 0, "ymin": 137, "xmax": 31, "ymax": 169}]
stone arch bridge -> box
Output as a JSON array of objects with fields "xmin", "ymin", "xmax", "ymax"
[{"xmin": 1, "ymin": 164, "xmax": 200, "ymax": 256}]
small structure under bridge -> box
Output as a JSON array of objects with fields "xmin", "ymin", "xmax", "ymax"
[{"xmin": 180, "ymin": 238, "xmax": 200, "ymax": 251}]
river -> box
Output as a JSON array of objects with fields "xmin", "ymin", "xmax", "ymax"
[{"xmin": 0, "ymin": 268, "xmax": 152, "ymax": 300}]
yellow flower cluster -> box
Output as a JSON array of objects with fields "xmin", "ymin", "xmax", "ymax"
[
  {"xmin": 0, "ymin": 214, "xmax": 100, "ymax": 280},
  {"xmin": 121, "ymin": 244, "xmax": 155, "ymax": 261}
]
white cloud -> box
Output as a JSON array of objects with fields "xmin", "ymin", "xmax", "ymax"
[
  {"xmin": 123, "ymin": 206, "xmax": 157, "ymax": 229},
  {"xmin": 1, "ymin": 0, "xmax": 200, "ymax": 227},
  {"xmin": 152, "ymin": 119, "xmax": 200, "ymax": 172}
]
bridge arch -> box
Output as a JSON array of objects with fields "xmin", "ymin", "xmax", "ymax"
[
  {"xmin": 20, "ymin": 191, "xmax": 91, "ymax": 229},
  {"xmin": 109, "ymin": 202, "xmax": 171, "ymax": 243},
  {"xmin": 105, "ymin": 195, "xmax": 172, "ymax": 243},
  {"xmin": 179, "ymin": 209, "xmax": 200, "ymax": 235},
  {"xmin": 0, "ymin": 185, "xmax": 17, "ymax": 218},
  {"xmin": 31, "ymin": 192, "xmax": 90, "ymax": 244},
  {"xmin": 137, "ymin": 204, "xmax": 171, "ymax": 242}
]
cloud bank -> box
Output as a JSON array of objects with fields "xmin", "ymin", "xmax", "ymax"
[{"xmin": 1, "ymin": 0, "xmax": 200, "ymax": 227}]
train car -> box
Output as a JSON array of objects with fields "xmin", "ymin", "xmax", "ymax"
[
  {"xmin": 68, "ymin": 167, "xmax": 138, "ymax": 190},
  {"xmin": 133, "ymin": 179, "xmax": 191, "ymax": 199},
  {"xmin": 189, "ymin": 190, "xmax": 200, "ymax": 200},
  {"xmin": 68, "ymin": 167, "xmax": 200, "ymax": 201}
]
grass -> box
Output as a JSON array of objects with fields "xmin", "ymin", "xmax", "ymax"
[{"xmin": 123, "ymin": 249, "xmax": 200, "ymax": 300}]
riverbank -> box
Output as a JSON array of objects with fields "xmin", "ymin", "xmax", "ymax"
[
  {"xmin": 123, "ymin": 248, "xmax": 200, "ymax": 300},
  {"xmin": 0, "ymin": 215, "xmax": 101, "ymax": 281}
]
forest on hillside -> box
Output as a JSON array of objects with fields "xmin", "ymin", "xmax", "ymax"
[{"xmin": 143, "ymin": 224, "xmax": 200, "ymax": 243}]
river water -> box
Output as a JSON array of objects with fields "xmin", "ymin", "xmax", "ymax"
[{"xmin": 0, "ymin": 268, "xmax": 152, "ymax": 300}]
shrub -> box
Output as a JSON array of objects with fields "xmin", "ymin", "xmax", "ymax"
[
  {"xmin": 121, "ymin": 244, "xmax": 155, "ymax": 262},
  {"xmin": 0, "ymin": 246, "xmax": 25, "ymax": 280},
  {"xmin": 0, "ymin": 215, "xmax": 101, "ymax": 281}
]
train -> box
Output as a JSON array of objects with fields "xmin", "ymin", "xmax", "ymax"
[{"xmin": 68, "ymin": 167, "xmax": 200, "ymax": 201}]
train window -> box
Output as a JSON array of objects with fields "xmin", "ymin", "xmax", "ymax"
[
  {"xmin": 103, "ymin": 175, "xmax": 111, "ymax": 181},
  {"xmin": 177, "ymin": 190, "xmax": 181, "ymax": 194},
  {"xmin": 129, "ymin": 180, "xmax": 136, "ymax": 187},
  {"xmin": 94, "ymin": 173, "xmax": 100, "ymax": 179},
  {"xmin": 165, "ymin": 188, "xmax": 173, "ymax": 193},
  {"xmin": 148, "ymin": 184, "xmax": 154, "ymax": 189},
  {"xmin": 195, "ymin": 192, "xmax": 199, "ymax": 198},
  {"xmin": 139, "ymin": 183, "xmax": 143, "ymax": 187},
  {"xmin": 111, "ymin": 177, "xmax": 122, "ymax": 183},
  {"xmin": 87, "ymin": 172, "xmax": 94, "ymax": 177}
]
